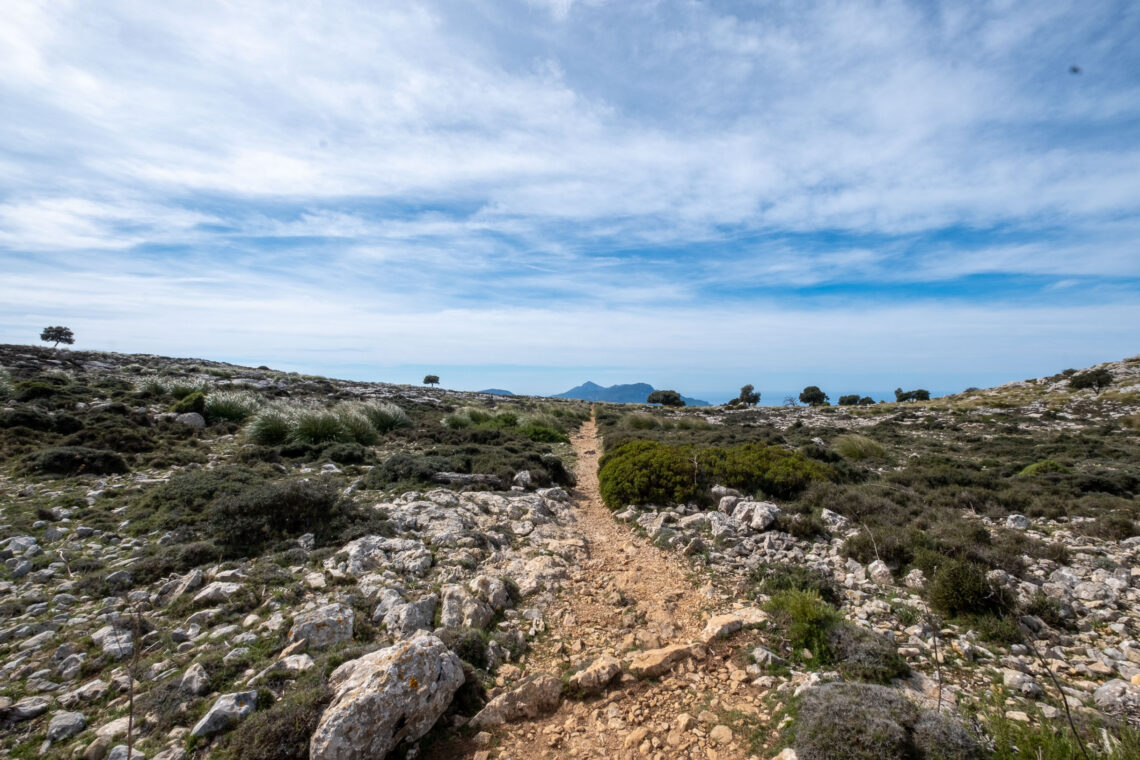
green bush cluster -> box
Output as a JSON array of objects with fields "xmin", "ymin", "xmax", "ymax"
[
  {"xmin": 0, "ymin": 366, "xmax": 10, "ymax": 399},
  {"xmin": 832, "ymin": 434, "xmax": 887, "ymax": 461},
  {"xmin": 927, "ymin": 559, "xmax": 1004, "ymax": 618},
  {"xmin": 26, "ymin": 446, "xmax": 129, "ymax": 476},
  {"xmin": 598, "ymin": 439, "xmax": 834, "ymax": 509},
  {"xmin": 208, "ymin": 479, "xmax": 392, "ymax": 558},
  {"xmin": 364, "ymin": 445, "xmax": 573, "ymax": 492},
  {"xmin": 751, "ymin": 562, "xmax": 842, "ymax": 606}
]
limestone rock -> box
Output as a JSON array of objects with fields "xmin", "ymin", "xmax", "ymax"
[
  {"xmin": 309, "ymin": 632, "xmax": 463, "ymax": 760},
  {"xmin": 175, "ymin": 412, "xmax": 205, "ymax": 427},
  {"xmin": 381, "ymin": 596, "xmax": 438, "ymax": 639},
  {"xmin": 48, "ymin": 710, "xmax": 87, "ymax": 741},
  {"xmin": 701, "ymin": 607, "xmax": 767, "ymax": 642},
  {"xmin": 180, "ymin": 663, "xmax": 210, "ymax": 696},
  {"xmin": 289, "ymin": 603, "xmax": 354, "ymax": 649},
  {"xmin": 470, "ymin": 674, "xmax": 562, "ymax": 727},
  {"xmin": 440, "ymin": 585, "xmax": 494, "ymax": 630},
  {"xmin": 868, "ymin": 559, "xmax": 893, "ymax": 585},
  {"xmin": 629, "ymin": 644, "xmax": 697, "ymax": 679},
  {"xmin": 568, "ymin": 655, "xmax": 622, "ymax": 695},
  {"xmin": 190, "ymin": 691, "xmax": 258, "ymax": 738},
  {"xmin": 731, "ymin": 501, "xmax": 781, "ymax": 532},
  {"xmin": 192, "ymin": 581, "xmax": 243, "ymax": 605}
]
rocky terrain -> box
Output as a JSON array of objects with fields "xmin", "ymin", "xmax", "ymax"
[{"xmin": 1, "ymin": 345, "xmax": 1138, "ymax": 760}]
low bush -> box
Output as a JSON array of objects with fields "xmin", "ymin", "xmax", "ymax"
[
  {"xmin": 1018, "ymin": 459, "xmax": 1069, "ymax": 477},
  {"xmin": 625, "ymin": 413, "xmax": 661, "ymax": 430},
  {"xmin": 598, "ymin": 440, "xmax": 698, "ymax": 509},
  {"xmin": 208, "ymin": 479, "xmax": 391, "ymax": 558},
  {"xmin": 0, "ymin": 367, "xmax": 10, "ymax": 399},
  {"xmin": 171, "ymin": 391, "xmax": 206, "ymax": 414},
  {"xmin": 129, "ymin": 464, "xmax": 269, "ymax": 532},
  {"xmin": 794, "ymin": 682, "xmax": 983, "ymax": 760},
  {"xmin": 0, "ymin": 407, "xmax": 56, "ymax": 432},
  {"xmin": 697, "ymin": 443, "xmax": 835, "ymax": 499},
  {"xmin": 1079, "ymin": 512, "xmax": 1138, "ymax": 540},
  {"xmin": 519, "ymin": 421, "xmax": 569, "ymax": 443},
  {"xmin": 322, "ymin": 442, "xmax": 372, "ymax": 465},
  {"xmin": 764, "ymin": 589, "xmax": 840, "ymax": 663},
  {"xmin": 826, "ymin": 624, "xmax": 909, "ymax": 683},
  {"xmin": 928, "ymin": 559, "xmax": 1004, "ymax": 618},
  {"xmin": 27, "ymin": 446, "xmax": 128, "ymax": 476},
  {"xmin": 751, "ymin": 563, "xmax": 842, "ymax": 606},
  {"xmin": 437, "ymin": 627, "xmax": 489, "ymax": 670},
  {"xmin": 219, "ymin": 673, "xmax": 332, "ymax": 760},
  {"xmin": 205, "ymin": 391, "xmax": 263, "ymax": 423}
]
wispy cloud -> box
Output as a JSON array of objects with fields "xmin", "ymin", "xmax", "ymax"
[{"xmin": 1, "ymin": 0, "xmax": 1138, "ymax": 390}]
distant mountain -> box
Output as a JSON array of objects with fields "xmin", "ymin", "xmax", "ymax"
[
  {"xmin": 478, "ymin": 388, "xmax": 514, "ymax": 396},
  {"xmin": 553, "ymin": 381, "xmax": 710, "ymax": 407}
]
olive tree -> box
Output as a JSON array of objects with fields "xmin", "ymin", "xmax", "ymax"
[
  {"xmin": 647, "ymin": 390, "xmax": 685, "ymax": 407},
  {"xmin": 41, "ymin": 326, "xmax": 75, "ymax": 349},
  {"xmin": 738, "ymin": 384, "xmax": 761, "ymax": 406},
  {"xmin": 799, "ymin": 386, "xmax": 828, "ymax": 406},
  {"xmin": 423, "ymin": 375, "xmax": 440, "ymax": 387}
]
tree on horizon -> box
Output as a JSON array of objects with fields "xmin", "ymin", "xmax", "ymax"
[
  {"xmin": 423, "ymin": 374, "xmax": 440, "ymax": 387},
  {"xmin": 41, "ymin": 326, "xmax": 75, "ymax": 349}
]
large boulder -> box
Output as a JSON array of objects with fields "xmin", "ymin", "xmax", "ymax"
[
  {"xmin": 309, "ymin": 632, "xmax": 464, "ymax": 760},
  {"xmin": 731, "ymin": 501, "xmax": 781, "ymax": 532},
  {"xmin": 333, "ymin": 536, "xmax": 433, "ymax": 577}
]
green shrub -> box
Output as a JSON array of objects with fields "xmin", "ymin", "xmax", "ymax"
[
  {"xmin": 0, "ymin": 407, "xmax": 56, "ymax": 431},
  {"xmin": 245, "ymin": 407, "xmax": 293, "ymax": 446},
  {"xmin": 1068, "ymin": 367, "xmax": 1112, "ymax": 392},
  {"xmin": 598, "ymin": 440, "xmax": 699, "ymax": 509},
  {"xmin": 928, "ymin": 559, "xmax": 1003, "ymax": 617},
  {"xmin": 365, "ymin": 452, "xmax": 446, "ymax": 488},
  {"xmin": 794, "ymin": 683, "xmax": 983, "ymax": 760},
  {"xmin": 15, "ymin": 380, "xmax": 61, "ymax": 401},
  {"xmin": 219, "ymin": 675, "xmax": 331, "ymax": 760},
  {"xmin": 205, "ymin": 391, "xmax": 262, "ymax": 423},
  {"xmin": 1080, "ymin": 512, "xmax": 1138, "ymax": 540},
  {"xmin": 290, "ymin": 409, "xmax": 348, "ymax": 446},
  {"xmin": 437, "ymin": 627, "xmax": 489, "ymax": 669},
  {"xmin": 27, "ymin": 446, "xmax": 129, "ymax": 476},
  {"xmin": 764, "ymin": 589, "xmax": 840, "ymax": 663},
  {"xmin": 171, "ymin": 391, "xmax": 206, "ymax": 414},
  {"xmin": 827, "ymin": 624, "xmax": 909, "ymax": 683},
  {"xmin": 832, "ymin": 434, "xmax": 886, "ymax": 461},
  {"xmin": 130, "ymin": 465, "xmax": 268, "ymax": 532},
  {"xmin": 208, "ymin": 479, "xmax": 390, "ymax": 558},
  {"xmin": 751, "ymin": 563, "xmax": 842, "ymax": 606},
  {"xmin": 519, "ymin": 422, "xmax": 569, "ymax": 443},
  {"xmin": 322, "ymin": 442, "xmax": 371, "ymax": 465},
  {"xmin": 697, "ymin": 443, "xmax": 835, "ymax": 499},
  {"xmin": 1018, "ymin": 459, "xmax": 1069, "ymax": 477},
  {"xmin": 1023, "ymin": 591, "xmax": 1070, "ymax": 630},
  {"xmin": 360, "ymin": 401, "xmax": 410, "ymax": 433},
  {"xmin": 168, "ymin": 380, "xmax": 209, "ymax": 399},
  {"xmin": 0, "ymin": 367, "xmax": 11, "ymax": 399}
]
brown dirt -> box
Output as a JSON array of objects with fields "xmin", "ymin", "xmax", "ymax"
[{"xmin": 427, "ymin": 412, "xmax": 774, "ymax": 760}]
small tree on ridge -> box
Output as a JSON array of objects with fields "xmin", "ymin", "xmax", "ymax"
[
  {"xmin": 41, "ymin": 326, "xmax": 75, "ymax": 349},
  {"xmin": 647, "ymin": 390, "xmax": 685, "ymax": 407},
  {"xmin": 423, "ymin": 374, "xmax": 440, "ymax": 387}
]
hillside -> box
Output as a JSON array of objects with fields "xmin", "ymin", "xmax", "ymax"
[
  {"xmin": 1, "ymin": 345, "xmax": 1138, "ymax": 760},
  {"xmin": 555, "ymin": 380, "xmax": 710, "ymax": 407}
]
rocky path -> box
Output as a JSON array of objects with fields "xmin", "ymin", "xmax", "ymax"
[{"xmin": 432, "ymin": 413, "xmax": 773, "ymax": 760}]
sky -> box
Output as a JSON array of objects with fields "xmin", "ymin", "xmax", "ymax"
[{"xmin": 1, "ymin": 0, "xmax": 1138, "ymax": 402}]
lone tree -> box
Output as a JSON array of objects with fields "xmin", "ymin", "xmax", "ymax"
[
  {"xmin": 799, "ymin": 386, "xmax": 828, "ymax": 406},
  {"xmin": 647, "ymin": 390, "xmax": 685, "ymax": 407},
  {"xmin": 41, "ymin": 326, "xmax": 74, "ymax": 349},
  {"xmin": 1068, "ymin": 368, "xmax": 1112, "ymax": 393},
  {"xmin": 737, "ymin": 384, "xmax": 761, "ymax": 406},
  {"xmin": 423, "ymin": 375, "xmax": 440, "ymax": 387}
]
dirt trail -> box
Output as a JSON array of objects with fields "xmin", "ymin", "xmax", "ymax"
[{"xmin": 435, "ymin": 413, "xmax": 771, "ymax": 760}]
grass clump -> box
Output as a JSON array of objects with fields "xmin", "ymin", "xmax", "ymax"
[
  {"xmin": 751, "ymin": 563, "xmax": 842, "ymax": 606},
  {"xmin": 360, "ymin": 401, "xmax": 410, "ymax": 433},
  {"xmin": 0, "ymin": 367, "xmax": 10, "ymax": 399},
  {"xmin": 206, "ymin": 391, "xmax": 263, "ymax": 423},
  {"xmin": 290, "ymin": 409, "xmax": 349, "ymax": 446},
  {"xmin": 832, "ymin": 434, "xmax": 887, "ymax": 461},
  {"xmin": 245, "ymin": 407, "xmax": 293, "ymax": 446},
  {"xmin": 334, "ymin": 404, "xmax": 379, "ymax": 446}
]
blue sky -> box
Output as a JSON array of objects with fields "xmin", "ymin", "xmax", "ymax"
[{"xmin": 1, "ymin": 0, "xmax": 1138, "ymax": 401}]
